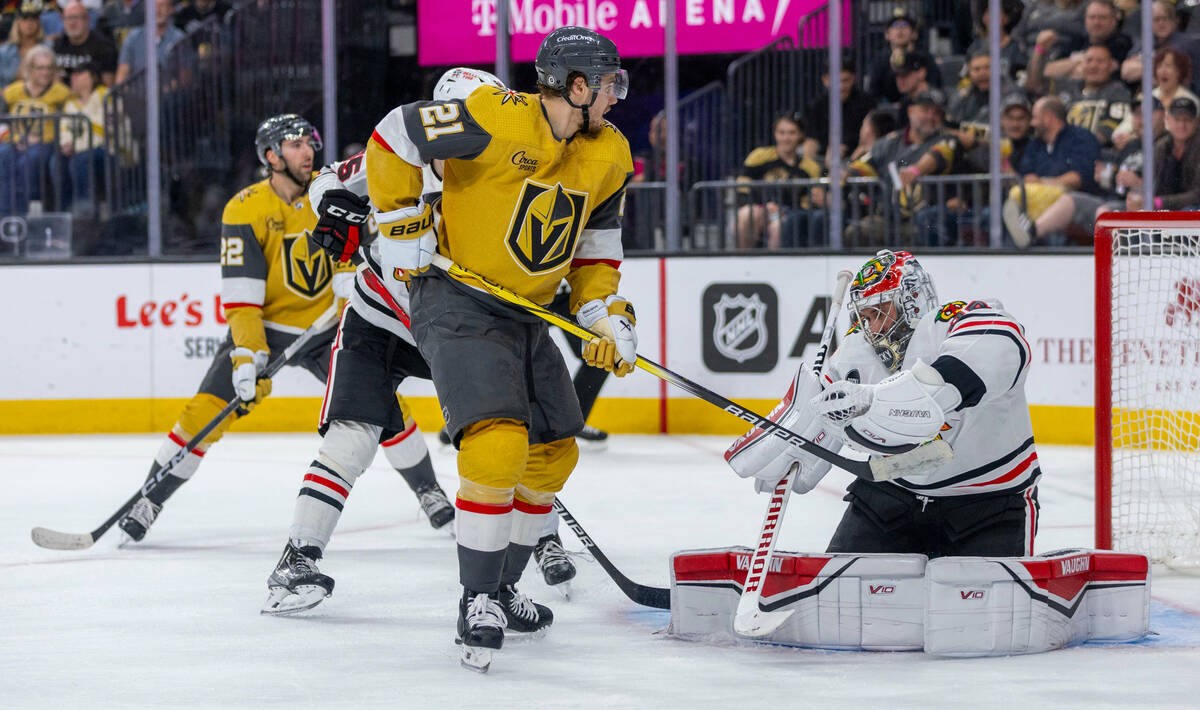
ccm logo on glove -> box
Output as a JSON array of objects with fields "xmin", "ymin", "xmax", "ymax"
[{"xmin": 326, "ymin": 204, "xmax": 367, "ymax": 224}]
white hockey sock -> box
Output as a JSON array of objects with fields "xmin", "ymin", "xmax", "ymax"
[
  {"xmin": 539, "ymin": 502, "xmax": 560, "ymax": 538},
  {"xmin": 288, "ymin": 421, "xmax": 379, "ymax": 551},
  {"xmin": 154, "ymin": 430, "xmax": 205, "ymax": 480}
]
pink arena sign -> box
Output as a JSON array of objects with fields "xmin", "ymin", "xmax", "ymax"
[{"xmin": 417, "ymin": 0, "xmax": 846, "ymax": 66}]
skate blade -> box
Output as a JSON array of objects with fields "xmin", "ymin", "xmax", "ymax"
[
  {"xmin": 459, "ymin": 645, "xmax": 493, "ymax": 673},
  {"xmin": 576, "ymin": 439, "xmax": 608, "ymax": 452},
  {"xmin": 260, "ymin": 585, "xmax": 331, "ymax": 616}
]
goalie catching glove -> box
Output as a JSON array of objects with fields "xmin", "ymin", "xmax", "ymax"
[
  {"xmin": 577, "ymin": 295, "xmax": 637, "ymax": 377},
  {"xmin": 376, "ymin": 201, "xmax": 435, "ymax": 295},
  {"xmin": 230, "ymin": 347, "xmax": 271, "ymax": 406},
  {"xmin": 310, "ymin": 189, "xmax": 371, "ymax": 263},
  {"xmin": 811, "ymin": 359, "xmax": 960, "ymax": 455},
  {"xmin": 724, "ymin": 364, "xmax": 843, "ymax": 494}
]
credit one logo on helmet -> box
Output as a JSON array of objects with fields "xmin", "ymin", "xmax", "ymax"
[{"xmin": 702, "ymin": 283, "xmax": 778, "ymax": 373}]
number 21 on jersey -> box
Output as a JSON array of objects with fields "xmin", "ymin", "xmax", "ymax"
[{"xmin": 419, "ymin": 103, "xmax": 463, "ymax": 141}]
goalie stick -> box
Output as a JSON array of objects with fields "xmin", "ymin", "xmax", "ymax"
[
  {"xmin": 30, "ymin": 304, "xmax": 342, "ymax": 551},
  {"xmin": 428, "ymin": 254, "xmax": 952, "ymax": 482},
  {"xmin": 732, "ymin": 269, "xmax": 852, "ymax": 638},
  {"xmin": 554, "ymin": 498, "xmax": 670, "ymax": 609}
]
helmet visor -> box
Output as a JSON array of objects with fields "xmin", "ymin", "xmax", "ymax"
[{"xmin": 598, "ymin": 69, "xmax": 629, "ymax": 100}]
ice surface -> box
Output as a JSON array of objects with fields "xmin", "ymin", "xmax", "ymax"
[{"xmin": 3, "ymin": 435, "xmax": 1199, "ymax": 709}]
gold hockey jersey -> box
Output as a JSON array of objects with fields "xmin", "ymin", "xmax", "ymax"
[
  {"xmin": 365, "ymin": 86, "xmax": 634, "ymax": 309},
  {"xmin": 219, "ymin": 175, "xmax": 348, "ymax": 352},
  {"xmin": 2, "ymin": 79, "xmax": 72, "ymax": 143}
]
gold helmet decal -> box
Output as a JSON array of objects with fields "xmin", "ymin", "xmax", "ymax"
[
  {"xmin": 505, "ymin": 179, "xmax": 588, "ymax": 274},
  {"xmin": 280, "ymin": 233, "xmax": 331, "ymax": 298}
]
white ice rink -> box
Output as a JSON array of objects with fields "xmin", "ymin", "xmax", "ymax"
[{"xmin": 4, "ymin": 434, "xmax": 1200, "ymax": 709}]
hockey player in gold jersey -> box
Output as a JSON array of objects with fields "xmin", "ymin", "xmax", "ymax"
[
  {"xmin": 365, "ymin": 27, "xmax": 637, "ymax": 671},
  {"xmin": 116, "ymin": 114, "xmax": 449, "ymax": 543}
]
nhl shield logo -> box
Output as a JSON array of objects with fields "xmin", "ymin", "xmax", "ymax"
[
  {"xmin": 702, "ymin": 283, "xmax": 778, "ymax": 373},
  {"xmin": 713, "ymin": 294, "xmax": 769, "ymax": 363}
]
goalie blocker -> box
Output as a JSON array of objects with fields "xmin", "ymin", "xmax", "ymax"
[{"xmin": 668, "ymin": 548, "xmax": 1148, "ymax": 656}]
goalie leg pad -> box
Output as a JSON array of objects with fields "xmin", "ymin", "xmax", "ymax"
[
  {"xmin": 669, "ymin": 547, "xmax": 928, "ymax": 650},
  {"xmin": 923, "ymin": 550, "xmax": 1150, "ymax": 657}
]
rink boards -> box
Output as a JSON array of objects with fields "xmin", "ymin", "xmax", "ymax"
[{"xmin": 0, "ymin": 254, "xmax": 1100, "ymax": 442}]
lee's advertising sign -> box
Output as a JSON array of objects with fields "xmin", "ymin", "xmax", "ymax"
[
  {"xmin": 416, "ymin": 0, "xmax": 844, "ymax": 66},
  {"xmin": 1, "ymin": 255, "xmax": 1094, "ymax": 409}
]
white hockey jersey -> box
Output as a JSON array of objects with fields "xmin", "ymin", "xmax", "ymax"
[
  {"xmin": 825, "ymin": 299, "xmax": 1038, "ymax": 497},
  {"xmin": 308, "ymin": 151, "xmax": 438, "ymax": 347}
]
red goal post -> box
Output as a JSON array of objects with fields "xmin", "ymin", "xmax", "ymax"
[{"xmin": 1095, "ymin": 211, "xmax": 1200, "ymax": 569}]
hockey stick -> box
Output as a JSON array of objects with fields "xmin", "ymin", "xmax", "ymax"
[
  {"xmin": 30, "ymin": 304, "xmax": 343, "ymax": 551},
  {"xmin": 733, "ymin": 269, "xmax": 853, "ymax": 638},
  {"xmin": 554, "ymin": 498, "xmax": 670, "ymax": 609},
  {"xmin": 428, "ymin": 254, "xmax": 952, "ymax": 482}
]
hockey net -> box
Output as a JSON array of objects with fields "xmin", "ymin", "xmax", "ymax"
[{"xmin": 1096, "ymin": 213, "xmax": 1200, "ymax": 570}]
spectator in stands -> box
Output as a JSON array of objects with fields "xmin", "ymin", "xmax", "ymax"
[
  {"xmin": 1121, "ymin": 96, "xmax": 1200, "ymax": 211},
  {"xmin": 1029, "ymin": 0, "xmax": 1131, "ymax": 87},
  {"xmin": 1041, "ymin": 42, "xmax": 1131, "ymax": 149},
  {"xmin": 174, "ymin": 0, "xmax": 231, "ymax": 33},
  {"xmin": 1111, "ymin": 47, "xmax": 1197, "ymax": 151},
  {"xmin": 948, "ymin": 51, "xmax": 1013, "ymax": 130},
  {"xmin": 902, "ymin": 92, "xmax": 1034, "ymax": 245},
  {"xmin": 632, "ymin": 111, "xmax": 666, "ymax": 183},
  {"xmin": 1121, "ymin": 1, "xmax": 1200, "ymax": 96},
  {"xmin": 114, "ymin": 0, "xmax": 182, "ymax": 84},
  {"xmin": 892, "ymin": 50, "xmax": 936, "ymax": 132},
  {"xmin": 967, "ymin": 0, "xmax": 1027, "ymax": 82},
  {"xmin": 1015, "ymin": 0, "xmax": 1088, "ymax": 58},
  {"xmin": 847, "ymin": 109, "xmax": 897, "ymax": 164},
  {"xmin": 57, "ymin": 62, "xmax": 107, "ymax": 213},
  {"xmin": 0, "ymin": 0, "xmax": 48, "ymax": 87},
  {"xmin": 843, "ymin": 90, "xmax": 952, "ymax": 247},
  {"xmin": 0, "ymin": 44, "xmax": 70, "ymax": 214},
  {"xmin": 734, "ymin": 113, "xmax": 822, "ymax": 250},
  {"xmin": 868, "ymin": 9, "xmax": 941, "ymax": 103},
  {"xmin": 1071, "ymin": 94, "xmax": 1165, "ymax": 221},
  {"xmin": 99, "ymin": 0, "xmax": 143, "ymax": 48},
  {"xmin": 1002, "ymin": 95, "xmax": 1101, "ymax": 247},
  {"xmin": 803, "ymin": 56, "xmax": 876, "ymax": 164},
  {"xmin": 54, "ymin": 2, "xmax": 116, "ymax": 86}
]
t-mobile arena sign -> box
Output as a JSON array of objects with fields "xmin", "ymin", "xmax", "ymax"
[{"xmin": 417, "ymin": 0, "xmax": 843, "ymax": 66}]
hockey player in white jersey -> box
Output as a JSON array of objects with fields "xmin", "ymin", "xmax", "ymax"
[
  {"xmin": 259, "ymin": 69, "xmax": 506, "ymax": 615},
  {"xmin": 726, "ymin": 249, "xmax": 1039, "ymax": 557}
]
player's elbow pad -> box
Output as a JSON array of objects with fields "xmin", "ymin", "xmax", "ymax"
[{"xmin": 843, "ymin": 360, "xmax": 961, "ymax": 455}]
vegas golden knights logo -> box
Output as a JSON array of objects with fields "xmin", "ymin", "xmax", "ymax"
[
  {"xmin": 281, "ymin": 234, "xmax": 331, "ymax": 298},
  {"xmin": 505, "ymin": 179, "xmax": 588, "ymax": 274}
]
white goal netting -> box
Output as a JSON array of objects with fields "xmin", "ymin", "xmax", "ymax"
[{"xmin": 1108, "ymin": 226, "xmax": 1200, "ymax": 568}]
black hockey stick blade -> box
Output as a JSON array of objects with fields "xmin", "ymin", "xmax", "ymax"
[
  {"xmin": 30, "ymin": 305, "xmax": 341, "ymax": 551},
  {"xmin": 554, "ymin": 498, "xmax": 670, "ymax": 610}
]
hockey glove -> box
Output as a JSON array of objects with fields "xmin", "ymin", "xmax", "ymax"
[
  {"xmin": 577, "ymin": 295, "xmax": 637, "ymax": 377},
  {"xmin": 725, "ymin": 364, "xmax": 842, "ymax": 494},
  {"xmin": 811, "ymin": 360, "xmax": 961, "ymax": 455},
  {"xmin": 311, "ymin": 189, "xmax": 371, "ymax": 263},
  {"xmin": 231, "ymin": 347, "xmax": 271, "ymax": 406}
]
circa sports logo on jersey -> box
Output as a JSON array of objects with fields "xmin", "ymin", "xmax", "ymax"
[
  {"xmin": 280, "ymin": 233, "xmax": 331, "ymax": 298},
  {"xmin": 702, "ymin": 283, "xmax": 778, "ymax": 373},
  {"xmin": 505, "ymin": 178, "xmax": 588, "ymax": 274},
  {"xmin": 511, "ymin": 150, "xmax": 540, "ymax": 173}
]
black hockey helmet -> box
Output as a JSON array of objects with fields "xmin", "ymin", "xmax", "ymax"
[
  {"xmin": 255, "ymin": 113, "xmax": 322, "ymax": 167},
  {"xmin": 535, "ymin": 26, "xmax": 627, "ymax": 99}
]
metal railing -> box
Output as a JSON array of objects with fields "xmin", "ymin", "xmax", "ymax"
[{"xmin": 725, "ymin": 37, "xmax": 804, "ymax": 176}]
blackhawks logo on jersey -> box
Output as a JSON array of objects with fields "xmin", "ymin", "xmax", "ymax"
[
  {"xmin": 505, "ymin": 179, "xmax": 588, "ymax": 274},
  {"xmin": 280, "ymin": 233, "xmax": 331, "ymax": 298}
]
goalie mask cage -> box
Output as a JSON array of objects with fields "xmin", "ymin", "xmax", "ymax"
[{"xmin": 1096, "ymin": 212, "xmax": 1200, "ymax": 569}]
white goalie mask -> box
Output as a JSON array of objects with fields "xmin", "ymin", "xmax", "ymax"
[
  {"xmin": 433, "ymin": 67, "xmax": 506, "ymax": 102},
  {"xmin": 847, "ymin": 250, "xmax": 938, "ymax": 372}
]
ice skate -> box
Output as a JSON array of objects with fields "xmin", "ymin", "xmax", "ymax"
[
  {"xmin": 575, "ymin": 425, "xmax": 608, "ymax": 450},
  {"xmin": 117, "ymin": 496, "xmax": 161, "ymax": 543},
  {"xmin": 498, "ymin": 583, "xmax": 553, "ymax": 635},
  {"xmin": 416, "ymin": 483, "xmax": 455, "ymax": 531},
  {"xmin": 456, "ymin": 591, "xmax": 505, "ymax": 673},
  {"xmin": 261, "ymin": 542, "xmax": 335, "ymax": 616},
  {"xmin": 534, "ymin": 533, "xmax": 576, "ymax": 598}
]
